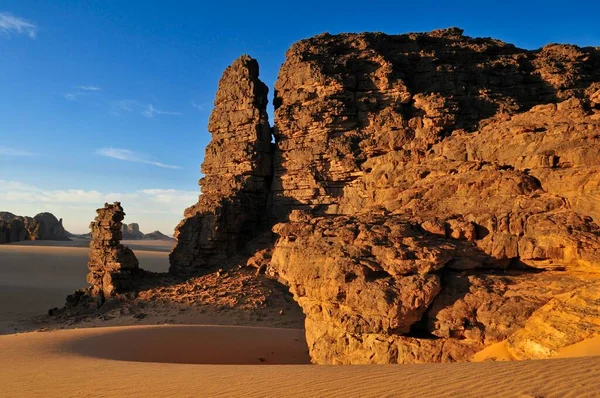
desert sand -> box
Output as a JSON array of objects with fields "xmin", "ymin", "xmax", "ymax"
[
  {"xmin": 0, "ymin": 325, "xmax": 599, "ymax": 397},
  {"xmin": 0, "ymin": 241, "xmax": 171, "ymax": 333},
  {"xmin": 1, "ymin": 241, "xmax": 599, "ymax": 397}
]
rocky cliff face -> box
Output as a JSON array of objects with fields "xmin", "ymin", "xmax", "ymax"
[
  {"xmin": 172, "ymin": 28, "xmax": 600, "ymax": 364},
  {"xmin": 0, "ymin": 211, "xmax": 69, "ymax": 243},
  {"xmin": 169, "ymin": 55, "xmax": 272, "ymax": 275}
]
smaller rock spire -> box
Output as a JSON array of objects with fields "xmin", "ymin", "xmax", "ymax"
[{"xmin": 86, "ymin": 202, "xmax": 139, "ymax": 302}]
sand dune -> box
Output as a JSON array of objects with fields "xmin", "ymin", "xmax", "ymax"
[
  {"xmin": 473, "ymin": 338, "xmax": 600, "ymax": 362},
  {"xmin": 1, "ymin": 242, "xmax": 599, "ymax": 397},
  {"xmin": 0, "ymin": 325, "xmax": 599, "ymax": 398},
  {"xmin": 0, "ymin": 243, "xmax": 170, "ymax": 333},
  {"xmin": 556, "ymin": 336, "xmax": 600, "ymax": 358}
]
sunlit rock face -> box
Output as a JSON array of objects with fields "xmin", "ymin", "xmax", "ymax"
[
  {"xmin": 172, "ymin": 28, "xmax": 600, "ymax": 363},
  {"xmin": 87, "ymin": 202, "xmax": 140, "ymax": 302},
  {"xmin": 169, "ymin": 55, "xmax": 272, "ymax": 275}
]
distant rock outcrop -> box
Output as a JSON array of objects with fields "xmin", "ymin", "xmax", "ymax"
[
  {"xmin": 86, "ymin": 202, "xmax": 140, "ymax": 303},
  {"xmin": 169, "ymin": 28, "xmax": 600, "ymax": 364},
  {"xmin": 0, "ymin": 211, "xmax": 69, "ymax": 243},
  {"xmin": 121, "ymin": 223, "xmax": 174, "ymax": 241},
  {"xmin": 143, "ymin": 230, "xmax": 175, "ymax": 241},
  {"xmin": 121, "ymin": 223, "xmax": 144, "ymax": 240}
]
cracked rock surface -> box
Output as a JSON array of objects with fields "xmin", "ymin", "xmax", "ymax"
[
  {"xmin": 172, "ymin": 28, "xmax": 600, "ymax": 363},
  {"xmin": 86, "ymin": 202, "xmax": 140, "ymax": 302}
]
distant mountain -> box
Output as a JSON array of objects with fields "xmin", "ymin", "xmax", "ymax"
[
  {"xmin": 122, "ymin": 223, "xmax": 175, "ymax": 241},
  {"xmin": 0, "ymin": 212, "xmax": 69, "ymax": 243},
  {"xmin": 68, "ymin": 224, "xmax": 174, "ymax": 241},
  {"xmin": 122, "ymin": 223, "xmax": 145, "ymax": 240},
  {"xmin": 143, "ymin": 230, "xmax": 176, "ymax": 241}
]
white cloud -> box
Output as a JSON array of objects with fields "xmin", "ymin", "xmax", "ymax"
[
  {"xmin": 77, "ymin": 85, "xmax": 102, "ymax": 91},
  {"xmin": 109, "ymin": 101, "xmax": 182, "ymax": 118},
  {"xmin": 96, "ymin": 147, "xmax": 181, "ymax": 169},
  {"xmin": 0, "ymin": 146, "xmax": 33, "ymax": 156},
  {"xmin": 0, "ymin": 180, "xmax": 198, "ymax": 234},
  {"xmin": 0, "ymin": 13, "xmax": 37, "ymax": 39},
  {"xmin": 143, "ymin": 104, "xmax": 182, "ymax": 118},
  {"xmin": 64, "ymin": 85, "xmax": 103, "ymax": 101},
  {"xmin": 109, "ymin": 99, "xmax": 138, "ymax": 116},
  {"xmin": 191, "ymin": 101, "xmax": 210, "ymax": 111}
]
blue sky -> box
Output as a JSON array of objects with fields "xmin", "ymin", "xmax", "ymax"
[{"xmin": 1, "ymin": 1, "xmax": 599, "ymax": 234}]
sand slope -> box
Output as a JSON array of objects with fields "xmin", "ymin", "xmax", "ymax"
[
  {"xmin": 0, "ymin": 243, "xmax": 170, "ymax": 333},
  {"xmin": 1, "ymin": 325, "xmax": 599, "ymax": 398},
  {"xmin": 1, "ymin": 242, "xmax": 599, "ymax": 397}
]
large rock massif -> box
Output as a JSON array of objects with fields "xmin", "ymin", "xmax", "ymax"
[
  {"xmin": 0, "ymin": 212, "xmax": 69, "ymax": 243},
  {"xmin": 171, "ymin": 28, "xmax": 600, "ymax": 363}
]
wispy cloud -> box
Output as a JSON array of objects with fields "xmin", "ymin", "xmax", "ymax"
[
  {"xmin": 0, "ymin": 180, "xmax": 196, "ymax": 206},
  {"xmin": 191, "ymin": 101, "xmax": 210, "ymax": 111},
  {"xmin": 109, "ymin": 101, "xmax": 182, "ymax": 118},
  {"xmin": 77, "ymin": 85, "xmax": 102, "ymax": 91},
  {"xmin": 64, "ymin": 85, "xmax": 103, "ymax": 101},
  {"xmin": 0, "ymin": 146, "xmax": 33, "ymax": 156},
  {"xmin": 142, "ymin": 104, "xmax": 183, "ymax": 118},
  {"xmin": 0, "ymin": 13, "xmax": 37, "ymax": 39},
  {"xmin": 0, "ymin": 180, "xmax": 198, "ymax": 234},
  {"xmin": 109, "ymin": 99, "xmax": 139, "ymax": 116},
  {"xmin": 96, "ymin": 147, "xmax": 181, "ymax": 169}
]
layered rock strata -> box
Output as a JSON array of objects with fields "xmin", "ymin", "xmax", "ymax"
[
  {"xmin": 172, "ymin": 28, "xmax": 600, "ymax": 363},
  {"xmin": 87, "ymin": 202, "xmax": 140, "ymax": 302},
  {"xmin": 169, "ymin": 55, "xmax": 272, "ymax": 274}
]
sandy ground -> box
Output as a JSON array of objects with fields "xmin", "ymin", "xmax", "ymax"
[
  {"xmin": 0, "ymin": 241, "xmax": 171, "ymax": 333},
  {"xmin": 7, "ymin": 238, "xmax": 175, "ymax": 252},
  {"xmin": 0, "ymin": 325, "xmax": 598, "ymax": 398},
  {"xmin": 1, "ymin": 241, "xmax": 599, "ymax": 397}
]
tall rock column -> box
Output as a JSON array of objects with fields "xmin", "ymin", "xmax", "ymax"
[
  {"xmin": 87, "ymin": 202, "xmax": 139, "ymax": 302},
  {"xmin": 169, "ymin": 55, "xmax": 272, "ymax": 275}
]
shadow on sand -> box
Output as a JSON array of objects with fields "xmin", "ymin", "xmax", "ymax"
[{"xmin": 63, "ymin": 325, "xmax": 311, "ymax": 365}]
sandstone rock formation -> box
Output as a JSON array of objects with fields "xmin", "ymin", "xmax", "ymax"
[
  {"xmin": 120, "ymin": 223, "xmax": 173, "ymax": 241},
  {"xmin": 87, "ymin": 202, "xmax": 140, "ymax": 302},
  {"xmin": 172, "ymin": 28, "xmax": 600, "ymax": 364},
  {"xmin": 122, "ymin": 223, "xmax": 144, "ymax": 240},
  {"xmin": 170, "ymin": 55, "xmax": 272, "ymax": 274},
  {"xmin": 0, "ymin": 211, "xmax": 69, "ymax": 243}
]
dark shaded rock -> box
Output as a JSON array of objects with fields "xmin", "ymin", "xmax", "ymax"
[
  {"xmin": 0, "ymin": 211, "xmax": 68, "ymax": 243},
  {"xmin": 122, "ymin": 223, "xmax": 144, "ymax": 240}
]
